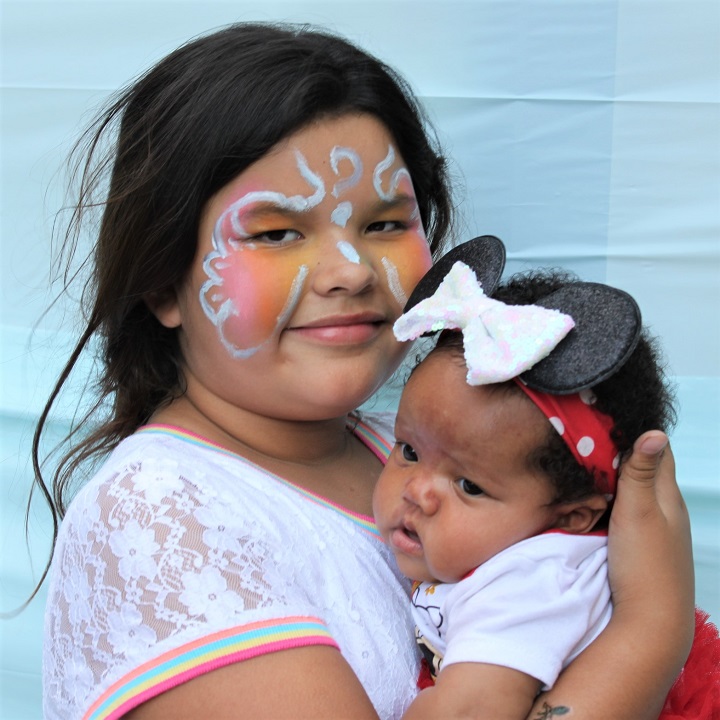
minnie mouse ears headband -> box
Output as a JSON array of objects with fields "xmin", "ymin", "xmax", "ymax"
[
  {"xmin": 395, "ymin": 236, "xmax": 644, "ymax": 496},
  {"xmin": 398, "ymin": 235, "xmax": 642, "ymax": 394}
]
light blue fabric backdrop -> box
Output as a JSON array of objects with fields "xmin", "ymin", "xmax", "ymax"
[{"xmin": 2, "ymin": 1, "xmax": 718, "ymax": 717}]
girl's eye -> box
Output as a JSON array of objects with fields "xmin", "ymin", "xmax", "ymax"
[
  {"xmin": 249, "ymin": 229, "xmax": 302, "ymax": 244},
  {"xmin": 366, "ymin": 220, "xmax": 406, "ymax": 234},
  {"xmin": 399, "ymin": 442, "xmax": 418, "ymax": 462},
  {"xmin": 458, "ymin": 478, "xmax": 484, "ymax": 497}
]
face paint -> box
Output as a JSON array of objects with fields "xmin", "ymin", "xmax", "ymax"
[
  {"xmin": 331, "ymin": 201, "xmax": 353, "ymax": 228},
  {"xmin": 197, "ymin": 129, "xmax": 432, "ymax": 362},
  {"xmin": 337, "ymin": 240, "xmax": 361, "ymax": 264},
  {"xmin": 381, "ymin": 256, "xmax": 408, "ymax": 306},
  {"xmin": 373, "ymin": 145, "xmax": 414, "ymax": 203},
  {"xmin": 330, "ymin": 146, "xmax": 363, "ymax": 198},
  {"xmin": 201, "ymin": 264, "xmax": 309, "ymax": 358},
  {"xmin": 199, "ymin": 150, "xmax": 326, "ymax": 357},
  {"xmin": 214, "ymin": 151, "xmax": 325, "ymax": 247}
]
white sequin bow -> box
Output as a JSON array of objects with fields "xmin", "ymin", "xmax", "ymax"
[{"xmin": 394, "ymin": 261, "xmax": 575, "ymax": 385}]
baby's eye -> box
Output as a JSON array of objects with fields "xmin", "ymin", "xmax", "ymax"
[
  {"xmin": 458, "ymin": 478, "xmax": 484, "ymax": 497},
  {"xmin": 398, "ymin": 442, "xmax": 418, "ymax": 462},
  {"xmin": 249, "ymin": 229, "xmax": 302, "ymax": 244},
  {"xmin": 366, "ymin": 220, "xmax": 406, "ymax": 234}
]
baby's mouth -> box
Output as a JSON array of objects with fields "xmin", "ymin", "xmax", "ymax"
[
  {"xmin": 388, "ymin": 523, "xmax": 423, "ymax": 556},
  {"xmin": 403, "ymin": 526, "xmax": 420, "ymax": 543}
]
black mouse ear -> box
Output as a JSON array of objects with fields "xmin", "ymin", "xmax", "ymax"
[
  {"xmin": 519, "ymin": 283, "xmax": 642, "ymax": 393},
  {"xmin": 404, "ymin": 235, "xmax": 506, "ymax": 313}
]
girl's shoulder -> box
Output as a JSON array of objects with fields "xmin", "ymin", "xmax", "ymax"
[
  {"xmin": 86, "ymin": 423, "xmax": 264, "ymax": 485},
  {"xmin": 60, "ymin": 424, "xmax": 271, "ymax": 536}
]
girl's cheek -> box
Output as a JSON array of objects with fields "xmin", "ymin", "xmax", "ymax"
[
  {"xmin": 381, "ymin": 233, "xmax": 433, "ymax": 306},
  {"xmin": 215, "ymin": 250, "xmax": 305, "ymax": 350}
]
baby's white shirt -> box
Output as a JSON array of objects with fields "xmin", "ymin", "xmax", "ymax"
[{"xmin": 412, "ymin": 531, "xmax": 611, "ymax": 690}]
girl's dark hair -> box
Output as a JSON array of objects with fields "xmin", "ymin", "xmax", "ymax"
[
  {"xmin": 433, "ymin": 268, "xmax": 676, "ymax": 504},
  {"xmin": 30, "ymin": 23, "xmax": 454, "ymax": 593}
]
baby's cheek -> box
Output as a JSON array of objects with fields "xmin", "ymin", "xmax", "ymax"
[{"xmin": 216, "ymin": 251, "xmax": 305, "ymax": 350}]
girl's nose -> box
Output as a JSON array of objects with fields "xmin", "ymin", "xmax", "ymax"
[
  {"xmin": 311, "ymin": 238, "xmax": 379, "ymax": 296},
  {"xmin": 402, "ymin": 474, "xmax": 441, "ymax": 516}
]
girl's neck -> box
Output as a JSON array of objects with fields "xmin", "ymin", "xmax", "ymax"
[
  {"xmin": 152, "ymin": 393, "xmax": 352, "ymax": 466},
  {"xmin": 150, "ymin": 392, "xmax": 381, "ymax": 516}
]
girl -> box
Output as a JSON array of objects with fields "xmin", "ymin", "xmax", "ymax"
[
  {"xmin": 33, "ymin": 23, "xmax": 693, "ymax": 720},
  {"xmin": 375, "ymin": 237, "xmax": 717, "ymax": 718}
]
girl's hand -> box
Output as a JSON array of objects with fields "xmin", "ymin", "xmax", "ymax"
[
  {"xmin": 527, "ymin": 431, "xmax": 694, "ymax": 720},
  {"xmin": 608, "ymin": 430, "xmax": 695, "ymax": 677}
]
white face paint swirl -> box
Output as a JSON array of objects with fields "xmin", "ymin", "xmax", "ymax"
[
  {"xmin": 214, "ymin": 150, "xmax": 326, "ymax": 250},
  {"xmin": 382, "ymin": 256, "xmax": 408, "ymax": 307},
  {"xmin": 203, "ymin": 265, "xmax": 309, "ymax": 359},
  {"xmin": 331, "ymin": 201, "xmax": 353, "ymax": 228},
  {"xmin": 330, "ymin": 146, "xmax": 363, "ymax": 198},
  {"xmin": 197, "ymin": 136, "xmax": 424, "ymax": 362},
  {"xmin": 337, "ymin": 240, "xmax": 361, "ymax": 264},
  {"xmin": 373, "ymin": 145, "xmax": 414, "ymax": 204},
  {"xmin": 199, "ymin": 149, "xmax": 325, "ymax": 356},
  {"xmin": 330, "ymin": 146, "xmax": 362, "ymax": 230}
]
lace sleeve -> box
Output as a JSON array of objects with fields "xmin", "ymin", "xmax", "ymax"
[{"xmin": 43, "ymin": 452, "xmax": 336, "ymax": 719}]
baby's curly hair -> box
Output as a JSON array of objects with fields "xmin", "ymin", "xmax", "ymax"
[{"xmin": 433, "ymin": 268, "xmax": 677, "ymax": 505}]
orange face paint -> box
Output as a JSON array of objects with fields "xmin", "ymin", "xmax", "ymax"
[{"xmin": 198, "ymin": 137, "xmax": 432, "ymax": 359}]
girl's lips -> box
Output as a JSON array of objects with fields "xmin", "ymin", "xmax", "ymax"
[
  {"xmin": 389, "ymin": 526, "xmax": 423, "ymax": 556},
  {"xmin": 287, "ymin": 313, "xmax": 387, "ymax": 345},
  {"xmin": 288, "ymin": 321, "xmax": 384, "ymax": 344}
]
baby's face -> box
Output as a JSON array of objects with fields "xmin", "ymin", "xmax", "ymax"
[{"xmin": 373, "ymin": 351, "xmax": 564, "ymax": 583}]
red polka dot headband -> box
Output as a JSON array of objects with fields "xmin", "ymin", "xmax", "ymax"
[{"xmin": 514, "ymin": 383, "xmax": 620, "ymax": 496}]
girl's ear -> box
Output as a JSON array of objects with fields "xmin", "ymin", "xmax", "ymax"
[
  {"xmin": 553, "ymin": 494, "xmax": 609, "ymax": 534},
  {"xmin": 145, "ymin": 288, "xmax": 182, "ymax": 329}
]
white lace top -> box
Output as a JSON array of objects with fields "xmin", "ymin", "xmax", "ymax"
[{"xmin": 43, "ymin": 413, "xmax": 419, "ymax": 720}]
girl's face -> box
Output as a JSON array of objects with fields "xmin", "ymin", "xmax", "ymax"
[
  {"xmin": 373, "ymin": 352, "xmax": 566, "ymax": 584},
  {"xmin": 156, "ymin": 113, "xmax": 432, "ymax": 420}
]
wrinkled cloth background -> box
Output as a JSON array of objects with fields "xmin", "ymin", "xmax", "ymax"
[{"xmin": 2, "ymin": 2, "xmax": 718, "ymax": 717}]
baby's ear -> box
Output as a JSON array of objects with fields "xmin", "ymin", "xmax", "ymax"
[
  {"xmin": 553, "ymin": 494, "xmax": 609, "ymax": 534},
  {"xmin": 145, "ymin": 288, "xmax": 182, "ymax": 328}
]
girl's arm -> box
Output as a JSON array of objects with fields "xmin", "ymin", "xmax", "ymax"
[
  {"xmin": 126, "ymin": 645, "xmax": 381, "ymax": 720},
  {"xmin": 128, "ymin": 432, "xmax": 692, "ymax": 720},
  {"xmin": 403, "ymin": 663, "xmax": 540, "ymax": 720},
  {"xmin": 526, "ymin": 431, "xmax": 694, "ymax": 720}
]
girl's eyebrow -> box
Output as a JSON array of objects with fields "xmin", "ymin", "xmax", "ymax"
[
  {"xmin": 228, "ymin": 203, "xmax": 300, "ymax": 222},
  {"xmin": 228, "ymin": 193, "xmax": 419, "ymax": 221},
  {"xmin": 370, "ymin": 194, "xmax": 419, "ymax": 214}
]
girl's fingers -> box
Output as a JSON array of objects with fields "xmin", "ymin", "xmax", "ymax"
[
  {"xmin": 620, "ymin": 430, "xmax": 668, "ymax": 488},
  {"xmin": 614, "ymin": 431, "xmax": 687, "ymax": 530}
]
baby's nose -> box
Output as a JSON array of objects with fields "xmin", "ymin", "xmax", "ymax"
[{"xmin": 403, "ymin": 474, "xmax": 441, "ymax": 516}]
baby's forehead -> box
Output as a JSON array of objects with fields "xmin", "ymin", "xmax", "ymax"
[{"xmin": 402, "ymin": 351, "xmax": 551, "ymax": 442}]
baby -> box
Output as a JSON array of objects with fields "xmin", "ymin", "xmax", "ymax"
[{"xmin": 373, "ymin": 236, "xmax": 676, "ymax": 719}]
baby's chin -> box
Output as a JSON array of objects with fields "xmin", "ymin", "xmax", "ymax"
[{"xmin": 393, "ymin": 556, "xmax": 441, "ymax": 585}]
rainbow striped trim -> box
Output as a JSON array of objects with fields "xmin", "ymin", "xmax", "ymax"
[
  {"xmin": 349, "ymin": 415, "xmax": 394, "ymax": 463},
  {"xmin": 137, "ymin": 419, "xmax": 389, "ymax": 540},
  {"xmin": 83, "ymin": 616, "xmax": 337, "ymax": 720}
]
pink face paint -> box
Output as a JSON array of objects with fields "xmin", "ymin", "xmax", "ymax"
[
  {"xmin": 197, "ymin": 130, "xmax": 433, "ymax": 360},
  {"xmin": 201, "ymin": 244, "xmax": 310, "ymax": 358},
  {"xmin": 199, "ymin": 150, "xmax": 327, "ymax": 358}
]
